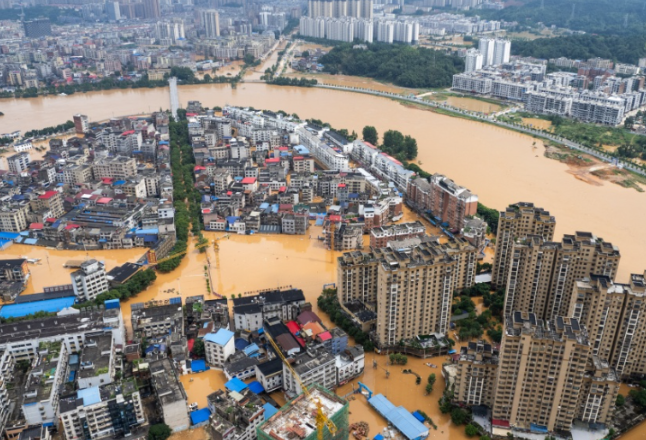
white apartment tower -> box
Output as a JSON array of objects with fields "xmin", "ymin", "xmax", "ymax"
[
  {"xmin": 465, "ymin": 48, "xmax": 483, "ymax": 73},
  {"xmin": 478, "ymin": 38, "xmax": 494, "ymax": 66},
  {"xmin": 201, "ymin": 9, "xmax": 220, "ymax": 38},
  {"xmin": 493, "ymin": 39, "xmax": 511, "ymax": 66}
]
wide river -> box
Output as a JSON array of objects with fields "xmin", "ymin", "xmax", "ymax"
[{"xmin": 1, "ymin": 84, "xmax": 644, "ymax": 439}]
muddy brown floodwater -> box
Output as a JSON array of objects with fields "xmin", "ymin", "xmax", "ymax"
[
  {"xmin": 1, "ymin": 83, "xmax": 645, "ymax": 439},
  {"xmin": 1, "ymin": 83, "xmax": 644, "ymax": 279}
]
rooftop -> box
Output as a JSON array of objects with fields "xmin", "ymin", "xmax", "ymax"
[{"xmin": 258, "ymin": 385, "xmax": 346, "ymax": 440}]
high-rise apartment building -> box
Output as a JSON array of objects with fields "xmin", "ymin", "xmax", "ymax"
[
  {"xmin": 143, "ymin": 0, "xmax": 160, "ymax": 19},
  {"xmin": 23, "ymin": 18, "xmax": 52, "ymax": 38},
  {"xmin": 478, "ymin": 38, "xmax": 510, "ymax": 66},
  {"xmin": 570, "ymin": 271, "xmax": 646, "ymax": 379},
  {"xmin": 200, "ymin": 9, "xmax": 220, "ymax": 38},
  {"xmin": 308, "ymin": 0, "xmax": 373, "ymax": 19},
  {"xmin": 337, "ymin": 239, "xmax": 476, "ymax": 348},
  {"xmin": 491, "ymin": 202, "xmax": 556, "ymax": 289},
  {"xmin": 503, "ymin": 231, "xmax": 620, "ymax": 320},
  {"xmin": 451, "ymin": 340, "xmax": 498, "ymax": 407},
  {"xmin": 493, "ymin": 39, "xmax": 511, "ymax": 65},
  {"xmin": 465, "ymin": 48, "xmax": 483, "ymax": 73},
  {"xmin": 492, "ymin": 311, "xmax": 618, "ymax": 434},
  {"xmin": 105, "ymin": 1, "xmax": 121, "ymax": 21},
  {"xmin": 478, "ymin": 38, "xmax": 494, "ymax": 66}
]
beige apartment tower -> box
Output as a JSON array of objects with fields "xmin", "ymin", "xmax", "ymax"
[
  {"xmin": 375, "ymin": 243, "xmax": 456, "ymax": 348},
  {"xmin": 570, "ymin": 271, "xmax": 646, "ymax": 379},
  {"xmin": 492, "ymin": 202, "xmax": 556, "ymax": 289},
  {"xmin": 504, "ymin": 231, "xmax": 620, "ymax": 320},
  {"xmin": 492, "ymin": 311, "xmax": 618, "ymax": 433},
  {"xmin": 337, "ymin": 239, "xmax": 476, "ymax": 348},
  {"xmin": 452, "ymin": 341, "xmax": 498, "ymax": 407}
]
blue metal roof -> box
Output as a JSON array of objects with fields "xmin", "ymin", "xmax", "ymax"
[
  {"xmin": 225, "ymin": 377, "xmax": 247, "ymax": 393},
  {"xmin": 263, "ymin": 403, "xmax": 278, "ymax": 419},
  {"xmin": 243, "ymin": 343, "xmax": 259, "ymax": 356},
  {"xmin": 368, "ymin": 394, "xmax": 429, "ymax": 440},
  {"xmin": 0, "ymin": 296, "xmax": 76, "ymax": 318},
  {"xmin": 78, "ymin": 387, "xmax": 102, "ymax": 407},
  {"xmin": 23, "ymin": 238, "xmax": 37, "ymax": 245},
  {"xmin": 0, "ymin": 232, "xmax": 20, "ymax": 240},
  {"xmin": 191, "ymin": 359, "xmax": 206, "ymax": 373},
  {"xmin": 234, "ymin": 338, "xmax": 250, "ymax": 351},
  {"xmin": 169, "ymin": 297, "xmax": 182, "ymax": 305},
  {"xmin": 190, "ymin": 408, "xmax": 211, "ymax": 425},
  {"xmin": 247, "ymin": 380, "xmax": 264, "ymax": 394},
  {"xmin": 204, "ymin": 328, "xmax": 234, "ymax": 346}
]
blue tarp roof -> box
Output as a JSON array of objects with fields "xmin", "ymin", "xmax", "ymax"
[
  {"xmin": 78, "ymin": 387, "xmax": 102, "ymax": 407},
  {"xmin": 204, "ymin": 328, "xmax": 234, "ymax": 346},
  {"xmin": 226, "ymin": 216, "xmax": 239, "ymax": 224},
  {"xmin": 135, "ymin": 228, "xmax": 159, "ymax": 235},
  {"xmin": 113, "ymin": 180, "xmax": 126, "ymax": 186},
  {"xmin": 0, "ymin": 232, "xmax": 20, "ymax": 240},
  {"xmin": 243, "ymin": 343, "xmax": 259, "ymax": 356},
  {"xmin": 263, "ymin": 403, "xmax": 278, "ymax": 419},
  {"xmin": 225, "ymin": 377, "xmax": 248, "ymax": 393},
  {"xmin": 374, "ymin": 435, "xmax": 384, "ymax": 440},
  {"xmin": 235, "ymin": 338, "xmax": 250, "ymax": 351},
  {"xmin": 247, "ymin": 381, "xmax": 265, "ymax": 394},
  {"xmin": 368, "ymin": 394, "xmax": 429, "ymax": 440},
  {"xmin": 412, "ymin": 411, "xmax": 425, "ymax": 422},
  {"xmin": 0, "ymin": 296, "xmax": 76, "ymax": 318},
  {"xmin": 190, "ymin": 408, "xmax": 211, "ymax": 425},
  {"xmin": 191, "ymin": 359, "xmax": 206, "ymax": 373}
]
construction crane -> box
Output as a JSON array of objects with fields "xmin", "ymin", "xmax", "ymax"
[
  {"xmin": 213, "ymin": 234, "xmax": 231, "ymax": 252},
  {"xmin": 265, "ymin": 332, "xmax": 338, "ymax": 440}
]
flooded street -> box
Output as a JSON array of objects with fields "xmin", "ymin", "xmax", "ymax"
[{"xmin": 1, "ymin": 83, "xmax": 644, "ymax": 280}]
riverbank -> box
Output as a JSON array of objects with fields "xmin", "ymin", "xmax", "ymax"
[{"xmin": 1, "ymin": 82, "xmax": 646, "ymax": 279}]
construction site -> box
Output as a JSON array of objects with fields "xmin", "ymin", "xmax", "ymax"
[{"xmin": 256, "ymin": 384, "xmax": 349, "ymax": 440}]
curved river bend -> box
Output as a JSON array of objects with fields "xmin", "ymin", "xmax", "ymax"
[{"xmin": 1, "ymin": 83, "xmax": 644, "ymax": 279}]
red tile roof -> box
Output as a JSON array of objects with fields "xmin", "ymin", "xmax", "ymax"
[
  {"xmin": 38, "ymin": 191, "xmax": 58, "ymax": 200},
  {"xmin": 241, "ymin": 177, "xmax": 257, "ymax": 184}
]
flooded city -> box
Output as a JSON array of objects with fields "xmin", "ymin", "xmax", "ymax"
[
  {"xmin": 1, "ymin": 81, "xmax": 645, "ymax": 440},
  {"xmin": 2, "ymin": 83, "xmax": 645, "ymax": 280}
]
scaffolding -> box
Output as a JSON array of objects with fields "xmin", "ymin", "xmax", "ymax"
[{"xmin": 257, "ymin": 384, "xmax": 349, "ymax": 440}]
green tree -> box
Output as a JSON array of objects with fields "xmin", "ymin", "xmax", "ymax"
[
  {"xmin": 480, "ymin": 436, "xmax": 492, "ymax": 440},
  {"xmin": 302, "ymin": 50, "xmax": 310, "ymax": 58},
  {"xmin": 451, "ymin": 408, "xmax": 469, "ymax": 425},
  {"xmin": 425, "ymin": 383, "xmax": 433, "ymax": 394},
  {"xmin": 148, "ymin": 424, "xmax": 172, "ymax": 440},
  {"xmin": 465, "ymin": 424, "xmax": 478, "ymax": 437},
  {"xmin": 616, "ymin": 394, "xmax": 625, "ymax": 407},
  {"xmin": 243, "ymin": 53, "xmax": 256, "ymax": 65},
  {"xmin": 362, "ymin": 126, "xmax": 378, "ymax": 145},
  {"xmin": 428, "ymin": 373, "xmax": 436, "ymax": 386},
  {"xmin": 192, "ymin": 339, "xmax": 205, "ymax": 358}
]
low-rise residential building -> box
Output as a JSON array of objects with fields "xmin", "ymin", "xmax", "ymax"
[
  {"xmin": 150, "ymin": 359, "xmax": 190, "ymax": 432},
  {"xmin": 76, "ymin": 334, "xmax": 115, "ymax": 390},
  {"xmin": 70, "ymin": 260, "xmax": 110, "ymax": 302},
  {"xmin": 204, "ymin": 328, "xmax": 235, "ymax": 368},
  {"xmin": 282, "ymin": 348, "xmax": 336, "ymax": 397},
  {"xmin": 207, "ymin": 388, "xmax": 265, "ymax": 440},
  {"xmin": 59, "ymin": 379, "xmax": 145, "ymax": 440}
]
